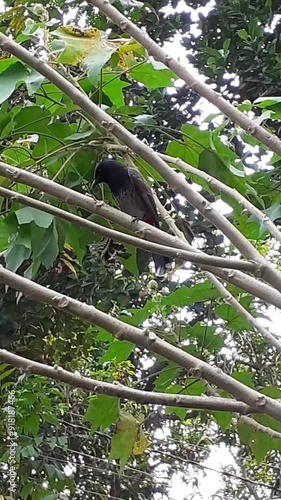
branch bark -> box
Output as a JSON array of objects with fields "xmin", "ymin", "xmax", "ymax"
[
  {"xmin": 87, "ymin": 0, "xmax": 281, "ymax": 157},
  {"xmin": 0, "ymin": 34, "xmax": 281, "ymax": 294},
  {"xmin": 0, "ymin": 265, "xmax": 281, "ymax": 422},
  {"xmin": 0, "ymin": 349, "xmax": 255, "ymax": 413},
  {"xmin": 238, "ymin": 415, "xmax": 281, "ymax": 440},
  {"xmin": 155, "ymin": 197, "xmax": 281, "ymax": 352},
  {"xmin": 2, "ymin": 183, "xmax": 280, "ymax": 352},
  {"xmin": 0, "ymin": 186, "xmax": 256, "ymax": 272},
  {"xmin": 160, "ymin": 154, "xmax": 281, "ymax": 246},
  {"xmin": 1, "ymin": 162, "xmax": 281, "ymax": 309}
]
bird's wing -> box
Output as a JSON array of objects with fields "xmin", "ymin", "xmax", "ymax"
[{"xmin": 127, "ymin": 168, "xmax": 159, "ymax": 227}]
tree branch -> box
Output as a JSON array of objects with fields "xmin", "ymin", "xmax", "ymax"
[
  {"xmin": 87, "ymin": 0, "xmax": 281, "ymax": 157},
  {"xmin": 0, "ymin": 186, "xmax": 256, "ymax": 272},
  {"xmin": 155, "ymin": 197, "xmax": 281, "ymax": 352},
  {"xmin": 1, "ymin": 162, "xmax": 281, "ymax": 309},
  {"xmin": 160, "ymin": 154, "xmax": 281, "ymax": 246},
  {"xmin": 3, "ymin": 183, "xmax": 281, "ymax": 352},
  {"xmin": 0, "ymin": 266, "xmax": 281, "ymax": 422},
  {"xmin": 0, "ymin": 34, "xmax": 281, "ymax": 293},
  {"xmin": 0, "ymin": 349, "xmax": 256, "ymax": 413},
  {"xmin": 238, "ymin": 415, "xmax": 281, "ymax": 440}
]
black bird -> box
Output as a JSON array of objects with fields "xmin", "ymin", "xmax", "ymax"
[{"xmin": 92, "ymin": 160, "xmax": 171, "ymax": 277}]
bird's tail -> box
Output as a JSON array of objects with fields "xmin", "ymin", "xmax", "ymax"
[{"xmin": 153, "ymin": 254, "xmax": 172, "ymax": 278}]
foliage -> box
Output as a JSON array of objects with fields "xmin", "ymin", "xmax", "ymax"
[{"xmin": 0, "ymin": 0, "xmax": 281, "ymax": 499}]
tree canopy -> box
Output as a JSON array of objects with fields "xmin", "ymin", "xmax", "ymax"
[{"xmin": 1, "ymin": 0, "xmax": 281, "ymax": 499}]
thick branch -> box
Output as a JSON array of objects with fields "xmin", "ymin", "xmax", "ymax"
[
  {"xmin": 0, "ymin": 349, "xmax": 254, "ymax": 413},
  {"xmin": 0, "ymin": 34, "xmax": 281, "ymax": 293},
  {"xmin": 1, "ymin": 162, "xmax": 281, "ymax": 309},
  {"xmin": 0, "ymin": 186, "xmax": 256, "ymax": 272},
  {"xmin": 87, "ymin": 0, "xmax": 281, "ymax": 158},
  {"xmin": 0, "ymin": 162, "xmax": 281, "ymax": 309},
  {"xmin": 3, "ymin": 185, "xmax": 281, "ymax": 352},
  {"xmin": 0, "ymin": 266, "xmax": 281, "ymax": 422}
]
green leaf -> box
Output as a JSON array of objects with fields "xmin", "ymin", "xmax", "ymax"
[
  {"xmin": 102, "ymin": 74, "xmax": 130, "ymax": 107},
  {"xmin": 181, "ymin": 124, "xmax": 211, "ymax": 148},
  {"xmin": 165, "ymin": 404, "xmax": 187, "ymax": 422},
  {"xmin": 42, "ymin": 412, "xmax": 59, "ymax": 426},
  {"xmin": 23, "ymin": 412, "xmax": 40, "ymax": 435},
  {"xmin": 65, "ymin": 129, "xmax": 94, "ymax": 141},
  {"xmin": 0, "ymin": 62, "xmax": 29, "ymax": 104},
  {"xmin": 166, "ymin": 140, "xmax": 200, "ymax": 167},
  {"xmin": 264, "ymin": 203, "xmax": 281, "ymax": 222},
  {"xmin": 83, "ymin": 47, "xmax": 116, "ymax": 85},
  {"xmin": 165, "ymin": 383, "xmax": 205, "ymax": 421},
  {"xmin": 154, "ymin": 364, "xmax": 180, "ymax": 391},
  {"xmin": 21, "ymin": 483, "xmax": 34, "ymax": 500},
  {"xmin": 215, "ymin": 304, "xmax": 252, "ymax": 331},
  {"xmin": 32, "ymin": 123, "xmax": 74, "ymax": 157},
  {"xmin": 114, "ymin": 105, "xmax": 143, "ymax": 116},
  {"xmin": 120, "ymin": 245, "xmax": 139, "ymax": 277},
  {"xmin": 65, "ymin": 223, "xmax": 93, "ymax": 263},
  {"xmin": 251, "ymin": 432, "xmax": 272, "ymax": 462},
  {"xmin": 34, "ymin": 225, "xmax": 59, "ymax": 269},
  {"xmin": 1, "ymin": 146, "xmax": 33, "ymax": 167},
  {"xmin": 182, "ymin": 323, "xmax": 223, "ymax": 351},
  {"xmin": 0, "ymin": 58, "xmax": 19, "ymax": 75},
  {"xmin": 0, "ymin": 367, "xmax": 15, "ymax": 380},
  {"xmin": 232, "ymin": 371, "xmax": 254, "ymax": 388},
  {"xmin": 161, "ymin": 282, "xmax": 219, "ymax": 307},
  {"xmin": 234, "ymin": 212, "xmax": 265, "ymax": 240},
  {"xmin": 24, "ymin": 69, "xmax": 45, "ymax": 95},
  {"xmin": 32, "ymin": 491, "xmax": 57, "ymax": 500},
  {"xmin": 24, "ymin": 258, "xmax": 41, "ymax": 280},
  {"xmin": 134, "ymin": 114, "xmax": 157, "ymax": 126},
  {"xmin": 199, "ymin": 149, "xmax": 246, "ymax": 195},
  {"xmin": 0, "ymin": 218, "xmax": 10, "ymax": 251},
  {"xmin": 109, "ymin": 411, "xmax": 139, "ymax": 472},
  {"xmin": 223, "ymin": 38, "xmax": 231, "ymax": 52},
  {"xmin": 99, "ymin": 340, "xmax": 134, "ymax": 363},
  {"xmin": 14, "ymin": 106, "xmax": 51, "ymax": 134},
  {"xmin": 45, "ymin": 464, "xmax": 57, "ymax": 480},
  {"xmin": 260, "ymin": 386, "xmax": 281, "ymax": 399},
  {"xmin": 237, "ymin": 29, "xmax": 248, "ymax": 40},
  {"xmin": 130, "ymin": 63, "xmax": 175, "ymax": 89},
  {"xmin": 16, "ymin": 207, "xmax": 54, "ymax": 228},
  {"xmin": 83, "ymin": 395, "xmax": 119, "ymax": 433},
  {"xmin": 5, "ymin": 244, "xmax": 31, "ymax": 273},
  {"xmin": 119, "ymin": 300, "xmax": 156, "ymax": 326},
  {"xmin": 213, "ymin": 411, "xmax": 232, "ymax": 431}
]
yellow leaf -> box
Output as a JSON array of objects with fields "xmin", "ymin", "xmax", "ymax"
[
  {"xmin": 64, "ymin": 243, "xmax": 74, "ymax": 252},
  {"xmin": 62, "ymin": 251, "xmax": 75, "ymax": 261},
  {"xmin": 53, "ymin": 26, "xmax": 110, "ymax": 66},
  {"xmin": 133, "ymin": 425, "xmax": 149, "ymax": 455},
  {"xmin": 117, "ymin": 40, "xmax": 143, "ymax": 54},
  {"xmin": 61, "ymin": 258, "xmax": 77, "ymax": 277},
  {"xmin": 52, "ymin": 26, "xmax": 142, "ymax": 71},
  {"xmin": 61, "ymin": 26, "xmax": 100, "ymax": 39}
]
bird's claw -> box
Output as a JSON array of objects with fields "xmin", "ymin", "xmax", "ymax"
[{"xmin": 131, "ymin": 216, "xmax": 140, "ymax": 224}]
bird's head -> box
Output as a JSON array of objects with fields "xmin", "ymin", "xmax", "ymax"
[{"xmin": 91, "ymin": 160, "xmax": 124, "ymax": 191}]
